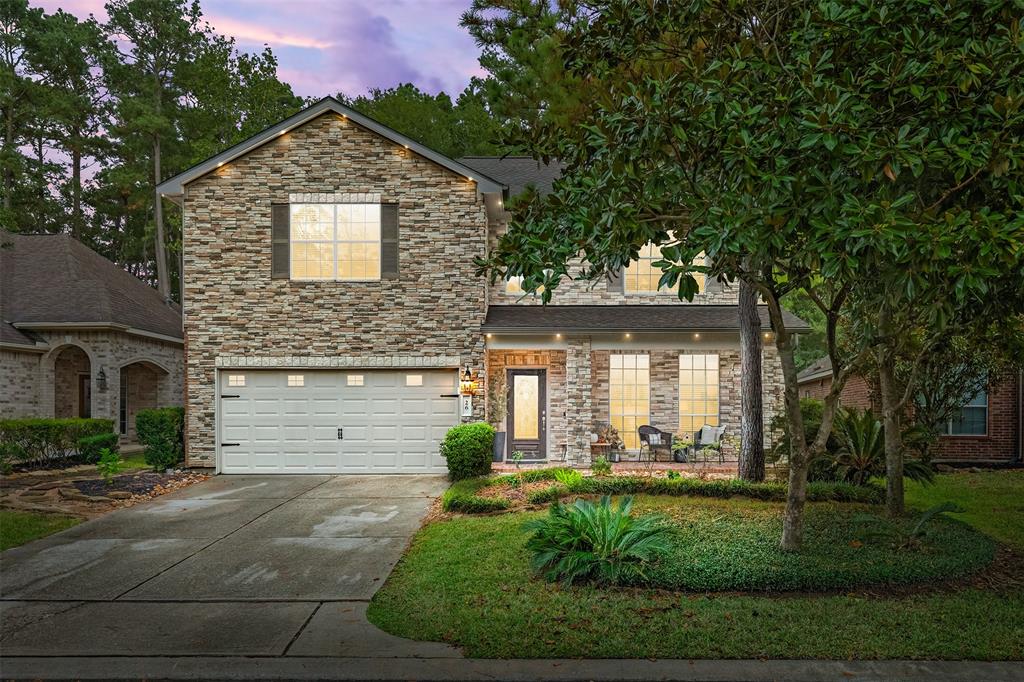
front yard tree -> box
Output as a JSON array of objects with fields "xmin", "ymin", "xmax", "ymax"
[{"xmin": 466, "ymin": 0, "xmax": 1024, "ymax": 548}]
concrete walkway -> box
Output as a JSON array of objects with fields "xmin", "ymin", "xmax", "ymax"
[{"xmin": 2, "ymin": 474, "xmax": 1021, "ymax": 680}]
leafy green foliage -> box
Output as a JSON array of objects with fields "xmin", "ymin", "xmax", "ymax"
[
  {"xmin": 96, "ymin": 447, "xmax": 123, "ymax": 485},
  {"xmin": 527, "ymin": 485, "xmax": 563, "ymax": 505},
  {"xmin": 341, "ymin": 82, "xmax": 500, "ymax": 158},
  {"xmin": 77, "ymin": 432, "xmax": 120, "ymax": 464},
  {"xmin": 439, "ymin": 422, "xmax": 495, "ymax": 481},
  {"xmin": 832, "ymin": 408, "xmax": 933, "ymax": 485},
  {"xmin": 136, "ymin": 407, "xmax": 184, "ymax": 471},
  {"xmin": 855, "ymin": 502, "xmax": 968, "ymax": 551},
  {"xmin": 590, "ymin": 456, "xmax": 611, "ymax": 476},
  {"xmin": 552, "ymin": 468, "xmax": 583, "ymax": 490},
  {"xmin": 491, "ymin": 467, "xmax": 573, "ymax": 486},
  {"xmin": 441, "ymin": 478, "xmax": 509, "ymax": 513},
  {"xmin": 0, "ymin": 418, "xmax": 114, "ymax": 467},
  {"xmin": 523, "ymin": 496, "xmax": 671, "ymax": 585}
]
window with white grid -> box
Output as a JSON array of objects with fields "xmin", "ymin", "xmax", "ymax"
[
  {"xmin": 679, "ymin": 354, "xmax": 719, "ymax": 434},
  {"xmin": 290, "ymin": 203, "xmax": 381, "ymax": 280},
  {"xmin": 624, "ymin": 244, "xmax": 707, "ymax": 294},
  {"xmin": 287, "ymin": 374, "xmax": 304, "ymax": 387},
  {"xmin": 609, "ymin": 354, "xmax": 650, "ymax": 450}
]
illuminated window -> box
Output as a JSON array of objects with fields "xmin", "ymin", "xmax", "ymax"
[
  {"xmin": 406, "ymin": 374, "xmax": 423, "ymax": 386},
  {"xmin": 624, "ymin": 244, "xmax": 707, "ymax": 294},
  {"xmin": 347, "ymin": 374, "xmax": 364, "ymax": 387},
  {"xmin": 228, "ymin": 374, "xmax": 245, "ymax": 387},
  {"xmin": 609, "ymin": 354, "xmax": 650, "ymax": 450},
  {"xmin": 679, "ymin": 354, "xmax": 719, "ymax": 434},
  {"xmin": 505, "ymin": 274, "xmax": 546, "ymax": 294},
  {"xmin": 290, "ymin": 203, "xmax": 381, "ymax": 280},
  {"xmin": 287, "ymin": 374, "xmax": 304, "ymax": 387}
]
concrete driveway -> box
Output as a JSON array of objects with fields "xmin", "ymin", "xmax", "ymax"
[{"xmin": 0, "ymin": 474, "xmax": 459, "ymax": 659}]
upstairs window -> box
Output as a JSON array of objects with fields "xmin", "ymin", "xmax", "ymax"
[
  {"xmin": 290, "ymin": 203, "xmax": 381, "ymax": 281},
  {"xmin": 625, "ymin": 244, "xmax": 707, "ymax": 294}
]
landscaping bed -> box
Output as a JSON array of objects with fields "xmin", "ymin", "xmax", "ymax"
[{"xmin": 369, "ymin": 474, "xmax": 1021, "ymax": 660}]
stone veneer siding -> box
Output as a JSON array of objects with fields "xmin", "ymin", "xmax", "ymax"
[
  {"xmin": 485, "ymin": 350, "xmax": 568, "ymax": 460},
  {"xmin": 487, "ymin": 216, "xmax": 739, "ymax": 305},
  {"xmin": 182, "ymin": 112, "xmax": 488, "ymax": 467},
  {"xmin": 0, "ymin": 330, "xmax": 183, "ymax": 429}
]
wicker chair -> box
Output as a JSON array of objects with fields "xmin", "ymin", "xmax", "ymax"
[{"xmin": 638, "ymin": 425, "xmax": 674, "ymax": 463}]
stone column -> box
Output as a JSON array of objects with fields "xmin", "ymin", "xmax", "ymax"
[{"xmin": 564, "ymin": 337, "xmax": 593, "ymax": 466}]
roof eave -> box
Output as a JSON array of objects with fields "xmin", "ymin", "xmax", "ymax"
[
  {"xmin": 157, "ymin": 97, "xmax": 506, "ymax": 198},
  {"xmin": 482, "ymin": 325, "xmax": 813, "ymax": 334}
]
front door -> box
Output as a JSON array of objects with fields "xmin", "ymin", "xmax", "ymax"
[
  {"xmin": 507, "ymin": 369, "xmax": 546, "ymax": 460},
  {"xmin": 78, "ymin": 375, "xmax": 91, "ymax": 418}
]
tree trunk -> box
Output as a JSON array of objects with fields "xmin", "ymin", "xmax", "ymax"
[
  {"xmin": 738, "ymin": 279, "xmax": 764, "ymax": 481},
  {"xmin": 71, "ymin": 131, "xmax": 82, "ymax": 240},
  {"xmin": 876, "ymin": 342, "xmax": 905, "ymax": 517},
  {"xmin": 153, "ymin": 134, "xmax": 170, "ymax": 300},
  {"xmin": 3, "ymin": 105, "xmax": 12, "ymax": 212}
]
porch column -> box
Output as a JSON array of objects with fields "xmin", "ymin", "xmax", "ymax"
[{"xmin": 565, "ymin": 337, "xmax": 593, "ymax": 466}]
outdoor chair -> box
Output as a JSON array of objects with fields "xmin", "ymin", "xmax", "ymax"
[
  {"xmin": 637, "ymin": 425, "xmax": 674, "ymax": 463},
  {"xmin": 690, "ymin": 424, "xmax": 727, "ymax": 464}
]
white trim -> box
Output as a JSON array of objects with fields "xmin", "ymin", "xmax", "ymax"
[
  {"xmin": 0, "ymin": 341, "xmax": 47, "ymax": 353},
  {"xmin": 214, "ymin": 355, "xmax": 461, "ymax": 369}
]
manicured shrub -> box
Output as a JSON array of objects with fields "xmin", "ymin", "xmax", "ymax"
[
  {"xmin": 524, "ymin": 495, "xmax": 672, "ymax": 585},
  {"xmin": 492, "ymin": 467, "xmax": 572, "ymax": 486},
  {"xmin": 0, "ymin": 418, "xmax": 114, "ymax": 467},
  {"xmin": 591, "ymin": 455, "xmax": 612, "ymax": 476},
  {"xmin": 441, "ymin": 478, "xmax": 510, "ymax": 513},
  {"xmin": 527, "ymin": 485, "xmax": 564, "ymax": 505},
  {"xmin": 136, "ymin": 407, "xmax": 185, "ymax": 471},
  {"xmin": 439, "ymin": 422, "xmax": 495, "ymax": 481},
  {"xmin": 77, "ymin": 432, "xmax": 120, "ymax": 464}
]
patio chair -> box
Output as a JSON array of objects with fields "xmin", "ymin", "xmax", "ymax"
[
  {"xmin": 690, "ymin": 425, "xmax": 727, "ymax": 464},
  {"xmin": 638, "ymin": 425, "xmax": 674, "ymax": 463}
]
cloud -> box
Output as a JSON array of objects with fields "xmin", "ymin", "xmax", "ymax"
[{"xmin": 204, "ymin": 15, "xmax": 336, "ymax": 50}]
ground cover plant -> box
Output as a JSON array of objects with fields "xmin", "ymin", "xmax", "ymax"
[{"xmin": 369, "ymin": 473, "xmax": 1018, "ymax": 659}]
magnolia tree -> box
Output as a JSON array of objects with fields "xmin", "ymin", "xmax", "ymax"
[{"xmin": 466, "ymin": 0, "xmax": 1024, "ymax": 548}]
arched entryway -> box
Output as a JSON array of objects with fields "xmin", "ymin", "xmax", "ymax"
[
  {"xmin": 52, "ymin": 345, "xmax": 92, "ymax": 418},
  {"xmin": 118, "ymin": 360, "xmax": 170, "ymax": 440}
]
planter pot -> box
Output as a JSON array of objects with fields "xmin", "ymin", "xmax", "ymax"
[
  {"xmin": 492, "ymin": 432, "xmax": 506, "ymax": 462},
  {"xmin": 673, "ymin": 449, "xmax": 688, "ymax": 464},
  {"xmin": 607, "ymin": 450, "xmax": 621, "ymax": 463}
]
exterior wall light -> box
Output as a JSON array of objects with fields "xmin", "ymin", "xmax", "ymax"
[
  {"xmin": 459, "ymin": 365, "xmax": 477, "ymax": 418},
  {"xmin": 96, "ymin": 369, "xmax": 107, "ymax": 391}
]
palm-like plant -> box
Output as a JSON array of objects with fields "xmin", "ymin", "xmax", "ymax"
[
  {"xmin": 523, "ymin": 495, "xmax": 671, "ymax": 585},
  {"xmin": 833, "ymin": 408, "xmax": 933, "ymax": 485}
]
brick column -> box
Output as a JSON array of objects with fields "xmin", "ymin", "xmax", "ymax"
[{"xmin": 564, "ymin": 337, "xmax": 593, "ymax": 466}]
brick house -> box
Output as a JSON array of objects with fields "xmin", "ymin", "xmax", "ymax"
[
  {"xmin": 158, "ymin": 97, "xmax": 806, "ymax": 474},
  {"xmin": 797, "ymin": 357, "xmax": 1023, "ymax": 464},
  {"xmin": 0, "ymin": 232, "xmax": 185, "ymax": 442}
]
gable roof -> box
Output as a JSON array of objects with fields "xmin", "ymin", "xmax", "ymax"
[
  {"xmin": 457, "ymin": 156, "xmax": 565, "ymax": 197},
  {"xmin": 0, "ymin": 232, "xmax": 183, "ymax": 342},
  {"xmin": 797, "ymin": 356, "xmax": 833, "ymax": 383},
  {"xmin": 157, "ymin": 97, "xmax": 505, "ymax": 200},
  {"xmin": 483, "ymin": 304, "xmax": 811, "ymax": 333}
]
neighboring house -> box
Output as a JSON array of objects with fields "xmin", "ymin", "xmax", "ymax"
[
  {"xmin": 0, "ymin": 232, "xmax": 184, "ymax": 442},
  {"xmin": 797, "ymin": 357, "xmax": 1023, "ymax": 464},
  {"xmin": 157, "ymin": 97, "xmax": 808, "ymax": 474}
]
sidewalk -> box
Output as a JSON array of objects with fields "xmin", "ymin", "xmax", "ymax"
[{"xmin": 2, "ymin": 656, "xmax": 1021, "ymax": 681}]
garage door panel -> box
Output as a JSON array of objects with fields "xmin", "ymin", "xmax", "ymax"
[{"xmin": 220, "ymin": 369, "xmax": 457, "ymax": 474}]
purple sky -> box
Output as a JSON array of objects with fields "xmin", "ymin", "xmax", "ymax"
[{"xmin": 36, "ymin": 0, "xmax": 487, "ymax": 98}]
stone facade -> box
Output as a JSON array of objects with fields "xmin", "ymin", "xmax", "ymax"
[
  {"xmin": 182, "ymin": 112, "xmax": 488, "ymax": 467},
  {"xmin": 0, "ymin": 329, "xmax": 184, "ymax": 440},
  {"xmin": 487, "ymin": 216, "xmax": 739, "ymax": 305}
]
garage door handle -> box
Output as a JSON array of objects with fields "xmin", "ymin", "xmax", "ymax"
[
  {"xmin": 337, "ymin": 428, "xmax": 343, "ymax": 440},
  {"xmin": 220, "ymin": 394, "xmax": 240, "ymax": 399},
  {"xmin": 439, "ymin": 393, "xmax": 459, "ymax": 398},
  {"xmin": 221, "ymin": 443, "xmax": 240, "ymax": 447}
]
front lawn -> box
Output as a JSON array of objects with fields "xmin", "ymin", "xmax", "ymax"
[
  {"xmin": 0, "ymin": 510, "xmax": 81, "ymax": 551},
  {"xmin": 368, "ymin": 488, "xmax": 1021, "ymax": 659},
  {"xmin": 907, "ymin": 470, "xmax": 1024, "ymax": 550}
]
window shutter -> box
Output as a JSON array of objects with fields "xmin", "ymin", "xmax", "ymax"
[
  {"xmin": 608, "ymin": 266, "xmax": 625, "ymax": 293},
  {"xmin": 381, "ymin": 202, "xmax": 399, "ymax": 279},
  {"xmin": 271, "ymin": 203, "xmax": 290, "ymax": 279}
]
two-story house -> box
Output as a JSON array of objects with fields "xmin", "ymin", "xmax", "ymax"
[{"xmin": 158, "ymin": 97, "xmax": 807, "ymax": 474}]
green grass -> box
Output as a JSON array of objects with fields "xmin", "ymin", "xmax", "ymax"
[
  {"xmin": 0, "ymin": 510, "xmax": 81, "ymax": 551},
  {"xmin": 368, "ymin": 492, "xmax": 1020, "ymax": 659},
  {"xmin": 906, "ymin": 470, "xmax": 1024, "ymax": 550},
  {"xmin": 118, "ymin": 450, "xmax": 149, "ymax": 470}
]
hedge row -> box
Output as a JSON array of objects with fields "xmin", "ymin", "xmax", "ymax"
[
  {"xmin": 441, "ymin": 478, "xmax": 510, "ymax": 513},
  {"xmin": 0, "ymin": 418, "xmax": 115, "ymax": 470}
]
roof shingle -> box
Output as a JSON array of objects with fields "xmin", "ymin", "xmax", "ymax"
[
  {"xmin": 457, "ymin": 156, "xmax": 565, "ymax": 197},
  {"xmin": 0, "ymin": 232, "xmax": 182, "ymax": 340}
]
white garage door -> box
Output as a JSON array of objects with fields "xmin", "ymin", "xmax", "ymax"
[{"xmin": 218, "ymin": 369, "xmax": 458, "ymax": 474}]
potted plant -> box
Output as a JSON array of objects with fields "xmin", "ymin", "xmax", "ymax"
[
  {"xmin": 487, "ymin": 372, "xmax": 507, "ymax": 461},
  {"xmin": 593, "ymin": 422, "xmax": 625, "ymax": 463},
  {"xmin": 672, "ymin": 434, "xmax": 693, "ymax": 463}
]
